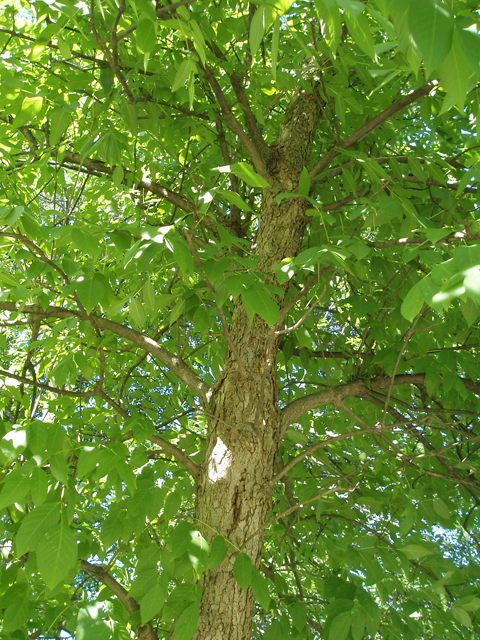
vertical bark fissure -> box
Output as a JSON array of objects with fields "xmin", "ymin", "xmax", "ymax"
[{"xmin": 193, "ymin": 91, "xmax": 323, "ymax": 640}]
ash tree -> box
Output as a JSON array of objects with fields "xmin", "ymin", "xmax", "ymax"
[{"xmin": 1, "ymin": 0, "xmax": 480, "ymax": 638}]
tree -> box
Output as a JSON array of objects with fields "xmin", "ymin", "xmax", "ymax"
[{"xmin": 0, "ymin": 0, "xmax": 480, "ymax": 638}]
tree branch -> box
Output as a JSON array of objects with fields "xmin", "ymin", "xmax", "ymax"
[
  {"xmin": 92, "ymin": 390, "xmax": 201, "ymax": 481},
  {"xmin": 0, "ymin": 303, "xmax": 211, "ymax": 406},
  {"xmin": 229, "ymin": 71, "xmax": 269, "ymax": 161},
  {"xmin": 0, "ymin": 366, "xmax": 201, "ymax": 480},
  {"xmin": 310, "ymin": 82, "xmax": 437, "ymax": 179},
  {"xmin": 271, "ymin": 426, "xmax": 382, "ymax": 487},
  {"xmin": 368, "ymin": 227, "xmax": 480, "ymax": 248},
  {"xmin": 0, "ymin": 368, "xmax": 96, "ymax": 398},
  {"xmin": 202, "ymin": 66, "xmax": 270, "ymax": 180},
  {"xmin": 60, "ymin": 151, "xmax": 196, "ymax": 214},
  {"xmin": 280, "ymin": 373, "xmax": 480, "ymax": 433},
  {"xmin": 80, "ymin": 560, "xmax": 158, "ymax": 640}
]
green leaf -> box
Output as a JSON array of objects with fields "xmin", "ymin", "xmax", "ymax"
[
  {"xmin": 242, "ymin": 282, "xmax": 280, "ymax": 326},
  {"xmin": 190, "ymin": 20, "xmax": 207, "ymax": 65},
  {"xmin": 99, "ymin": 67, "xmax": 114, "ymax": 93},
  {"xmin": 172, "ymin": 58, "xmax": 195, "ymax": 92},
  {"xmin": 130, "ymin": 297, "xmax": 147, "ymax": 328},
  {"xmin": 233, "ymin": 553, "xmax": 253, "ymax": 591},
  {"xmin": 50, "ymin": 452, "xmax": 69, "ymax": 484},
  {"xmin": 454, "ymin": 244, "xmax": 480, "ymax": 270},
  {"xmin": 433, "ymin": 498, "xmax": 450, "ymax": 519},
  {"xmin": 129, "ymin": 570, "xmax": 159, "ymax": 600},
  {"xmin": 250, "ymin": 5, "xmax": 274, "ymax": 57},
  {"xmin": 76, "ymin": 603, "xmax": 114, "ymax": 640},
  {"xmin": 457, "ymin": 596, "xmax": 480, "ymax": 612},
  {"xmin": 13, "ymin": 96, "xmax": 44, "ymax": 128},
  {"xmin": 438, "ymin": 34, "xmax": 472, "ymax": 112},
  {"xmin": 315, "ymin": 0, "xmax": 341, "ymax": 51},
  {"xmin": 2, "ymin": 591, "xmax": 31, "ymax": 632},
  {"xmin": 460, "ymin": 297, "xmax": 479, "ymax": 326},
  {"xmin": 170, "ymin": 521, "xmax": 194, "ymax": 559},
  {"xmin": 456, "ymin": 26, "xmax": 480, "ymax": 74},
  {"xmin": 336, "ymin": 0, "xmax": 365, "ymax": 19},
  {"xmin": 121, "ymin": 100, "xmax": 138, "ymax": 137},
  {"xmin": 264, "ymin": 621, "xmax": 285, "ymax": 640},
  {"xmin": 298, "ymin": 166, "xmax": 310, "ymax": 196},
  {"xmin": 251, "ymin": 568, "xmax": 271, "ymax": 611},
  {"xmin": 400, "ymin": 544, "xmax": 434, "ymax": 559},
  {"xmin": 167, "ymin": 233, "xmax": 194, "ymax": 275},
  {"xmin": 75, "ymin": 275, "xmax": 106, "ymax": 314},
  {"xmin": 57, "ymin": 34, "xmax": 71, "ymax": 59},
  {"xmin": 329, "ymin": 611, "xmax": 351, "ymax": 640},
  {"xmin": 140, "ymin": 578, "xmax": 165, "ymax": 624},
  {"xmin": 136, "ymin": 18, "xmax": 156, "ymax": 55},
  {"xmin": 50, "ymin": 109, "xmax": 71, "ymax": 146},
  {"xmin": 464, "ymin": 271, "xmax": 480, "ymax": 306},
  {"xmin": 424, "ymin": 227, "xmax": 451, "ymax": 244},
  {"xmin": 163, "ymin": 491, "xmax": 182, "ymax": 522},
  {"xmin": 218, "ymin": 162, "xmax": 270, "ymax": 188},
  {"xmin": 217, "ymin": 189, "xmax": 253, "ymax": 212},
  {"xmin": 164, "ymin": 584, "xmax": 197, "ymax": 620},
  {"xmin": 16, "ymin": 502, "xmax": 61, "ymax": 556},
  {"xmin": 350, "ymin": 610, "xmax": 366, "ymax": 640},
  {"xmin": 112, "ymin": 164, "xmax": 124, "ymax": 187},
  {"xmin": 188, "ymin": 530, "xmax": 209, "ymax": 575},
  {"xmin": 207, "ymin": 535, "xmax": 227, "ymax": 569},
  {"xmin": 30, "ymin": 466, "xmax": 48, "ymax": 506},
  {"xmin": 0, "ymin": 204, "xmax": 24, "ymax": 226},
  {"xmin": 345, "ymin": 12, "xmax": 376, "ymax": 60},
  {"xmin": 401, "ymin": 282, "xmax": 423, "ymax": 321},
  {"xmin": 128, "ymin": 415, "xmax": 155, "ymax": 443},
  {"xmin": 356, "ymin": 588, "xmax": 379, "ymax": 620},
  {"xmin": 408, "ymin": 0, "xmax": 454, "ymax": 74},
  {"xmin": 37, "ymin": 519, "xmax": 77, "ymax": 589},
  {"xmin": 289, "ymin": 601, "xmax": 307, "ymax": 631},
  {"xmin": 174, "ymin": 601, "xmax": 199, "ymax": 640},
  {"xmin": 74, "ymin": 351, "xmax": 94, "ymax": 381},
  {"xmin": 452, "ymin": 606, "xmax": 472, "ymax": 628},
  {"xmin": 0, "ymin": 464, "xmax": 33, "ymax": 511},
  {"xmin": 271, "ymin": 16, "xmax": 280, "ymax": 79}
]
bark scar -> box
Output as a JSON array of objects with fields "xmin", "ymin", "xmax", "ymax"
[{"xmin": 227, "ymin": 484, "xmax": 242, "ymax": 535}]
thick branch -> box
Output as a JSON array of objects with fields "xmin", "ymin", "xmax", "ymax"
[
  {"xmin": 281, "ymin": 373, "xmax": 480, "ymax": 432},
  {"xmin": 60, "ymin": 151, "xmax": 195, "ymax": 214},
  {"xmin": 310, "ymin": 82, "xmax": 437, "ymax": 178},
  {"xmin": 80, "ymin": 560, "xmax": 158, "ymax": 640},
  {"xmin": 0, "ymin": 368, "xmax": 96, "ymax": 398},
  {"xmin": 271, "ymin": 426, "xmax": 377, "ymax": 487},
  {"xmin": 0, "ymin": 367, "xmax": 200, "ymax": 480},
  {"xmin": 202, "ymin": 66, "xmax": 270, "ymax": 179},
  {"xmin": 148, "ymin": 433, "xmax": 200, "ymax": 481},
  {"xmin": 230, "ymin": 71, "xmax": 269, "ymax": 161},
  {"xmin": 0, "ymin": 303, "xmax": 211, "ymax": 406}
]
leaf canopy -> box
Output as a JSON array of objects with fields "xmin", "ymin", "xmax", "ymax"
[{"xmin": 0, "ymin": 0, "xmax": 479, "ymax": 639}]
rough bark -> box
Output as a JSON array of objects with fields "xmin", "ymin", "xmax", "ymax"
[{"xmin": 193, "ymin": 91, "xmax": 323, "ymax": 640}]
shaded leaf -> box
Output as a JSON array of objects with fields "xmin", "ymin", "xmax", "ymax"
[
  {"xmin": 408, "ymin": 0, "xmax": 454, "ymax": 74},
  {"xmin": 233, "ymin": 553, "xmax": 253, "ymax": 591},
  {"xmin": 37, "ymin": 519, "xmax": 77, "ymax": 589}
]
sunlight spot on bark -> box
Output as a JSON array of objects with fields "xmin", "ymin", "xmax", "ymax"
[{"xmin": 208, "ymin": 437, "xmax": 232, "ymax": 483}]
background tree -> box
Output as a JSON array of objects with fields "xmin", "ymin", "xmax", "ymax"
[{"xmin": 0, "ymin": 0, "xmax": 480, "ymax": 638}]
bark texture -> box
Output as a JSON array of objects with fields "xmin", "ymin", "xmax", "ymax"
[{"xmin": 193, "ymin": 91, "xmax": 323, "ymax": 640}]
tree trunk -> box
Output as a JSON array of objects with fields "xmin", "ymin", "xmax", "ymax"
[{"xmin": 194, "ymin": 91, "xmax": 322, "ymax": 639}]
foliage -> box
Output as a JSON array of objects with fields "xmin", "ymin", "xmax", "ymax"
[{"xmin": 0, "ymin": 0, "xmax": 479, "ymax": 639}]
